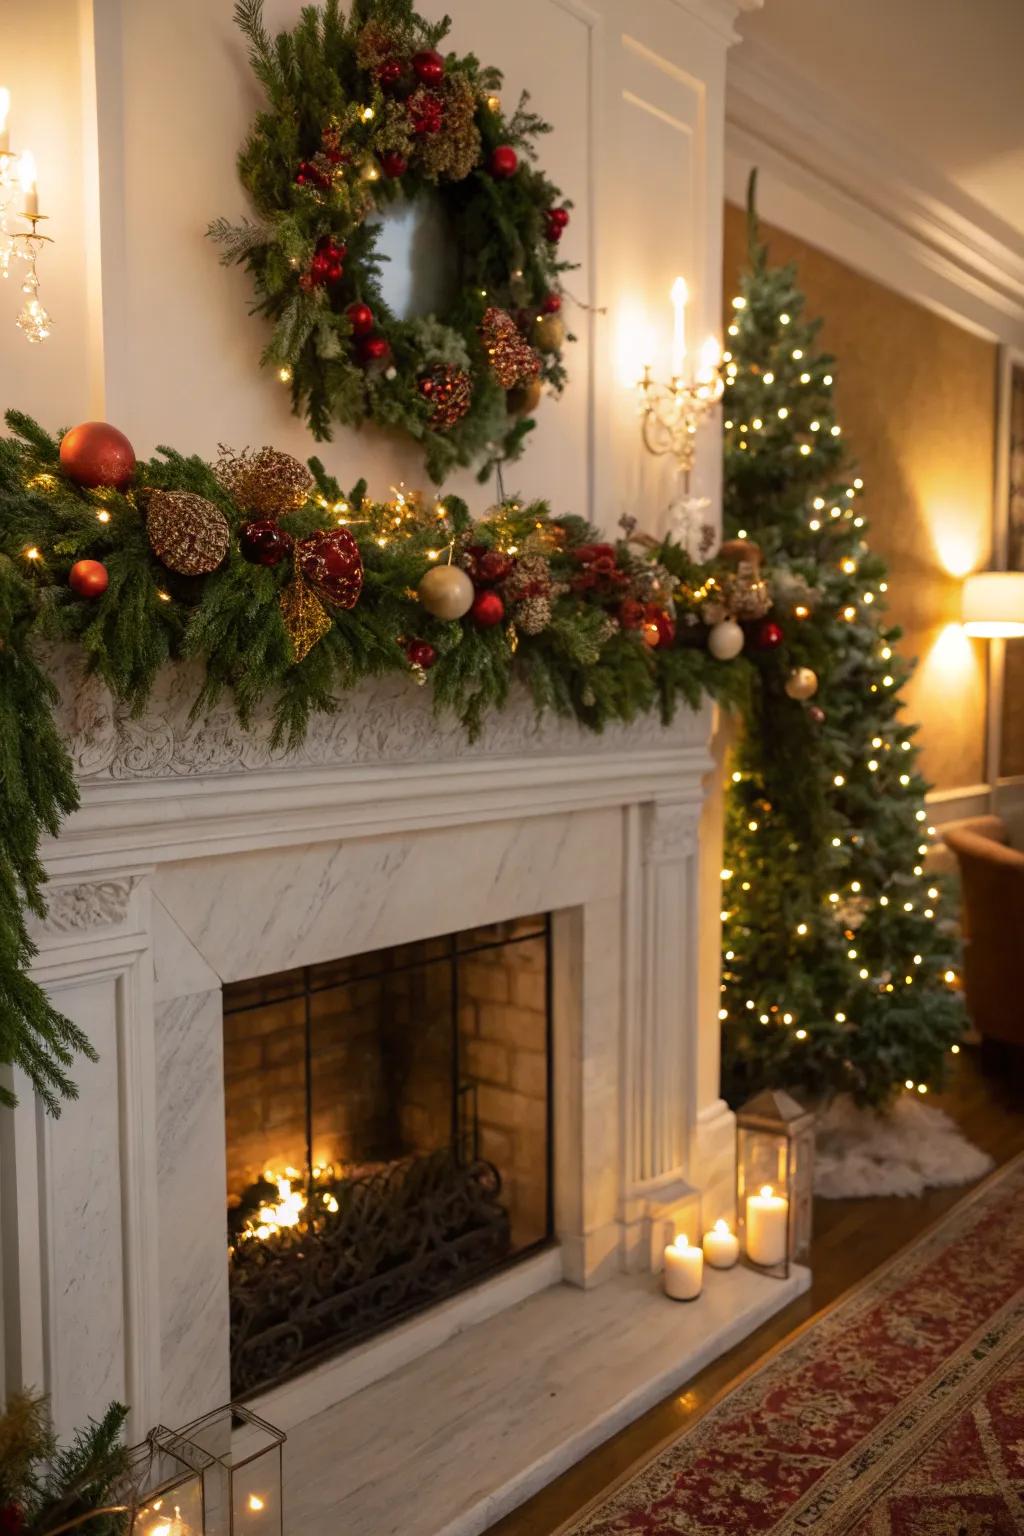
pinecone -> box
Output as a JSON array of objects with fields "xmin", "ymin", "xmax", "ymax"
[{"xmin": 516, "ymin": 594, "xmax": 553, "ymax": 634}]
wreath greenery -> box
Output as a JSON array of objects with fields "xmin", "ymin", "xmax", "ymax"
[{"xmin": 211, "ymin": 0, "xmax": 576, "ymax": 483}]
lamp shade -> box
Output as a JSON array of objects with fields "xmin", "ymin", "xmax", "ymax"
[{"xmin": 962, "ymin": 571, "xmax": 1024, "ymax": 638}]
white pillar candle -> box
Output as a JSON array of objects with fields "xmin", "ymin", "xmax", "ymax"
[
  {"xmin": 746, "ymin": 1185, "xmax": 789, "ymax": 1267},
  {"xmin": 702, "ymin": 1218, "xmax": 739, "ymax": 1269},
  {"xmin": 0, "ymin": 89, "xmax": 10, "ymax": 154},
  {"xmin": 19, "ymin": 151, "xmax": 37, "ymax": 217},
  {"xmin": 663, "ymin": 1233, "xmax": 703, "ymax": 1301},
  {"xmin": 670, "ymin": 276, "xmax": 688, "ymax": 379}
]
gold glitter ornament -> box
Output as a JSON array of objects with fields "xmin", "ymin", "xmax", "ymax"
[
  {"xmin": 532, "ymin": 312, "xmax": 565, "ymax": 354},
  {"xmin": 279, "ymin": 555, "xmax": 332, "ymax": 663},
  {"xmin": 145, "ymin": 490, "xmax": 230, "ymax": 576},
  {"xmin": 215, "ymin": 445, "xmax": 313, "ymax": 519},
  {"xmin": 479, "ymin": 307, "xmax": 541, "ymax": 390}
]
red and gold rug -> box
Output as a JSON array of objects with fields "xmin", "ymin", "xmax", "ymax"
[{"xmin": 567, "ymin": 1154, "xmax": 1024, "ymax": 1535}]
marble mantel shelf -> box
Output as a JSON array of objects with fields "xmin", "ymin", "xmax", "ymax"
[{"xmin": 43, "ymin": 657, "xmax": 714, "ymax": 872}]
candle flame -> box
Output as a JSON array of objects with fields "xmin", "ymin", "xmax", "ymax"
[
  {"xmin": 673, "ymin": 1233, "xmax": 689, "ymax": 1250},
  {"xmin": 759, "ymin": 1185, "xmax": 774, "ymax": 1199},
  {"xmin": 714, "ymin": 1218, "xmax": 730, "ymax": 1233},
  {"xmin": 670, "ymin": 276, "xmax": 689, "ymax": 307},
  {"xmin": 248, "ymin": 1495, "xmax": 265, "ymax": 1512}
]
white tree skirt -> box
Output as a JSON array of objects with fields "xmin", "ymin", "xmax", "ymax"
[{"xmin": 815, "ymin": 1094, "xmax": 994, "ymax": 1199}]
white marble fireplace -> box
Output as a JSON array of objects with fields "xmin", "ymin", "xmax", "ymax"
[{"xmin": 1, "ymin": 664, "xmax": 804, "ymax": 1534}]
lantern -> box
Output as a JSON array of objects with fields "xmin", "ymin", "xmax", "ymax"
[
  {"xmin": 119, "ymin": 1432, "xmax": 211, "ymax": 1536},
  {"xmin": 169, "ymin": 1405, "xmax": 286, "ymax": 1536},
  {"xmin": 735, "ymin": 1088, "xmax": 815, "ymax": 1277}
]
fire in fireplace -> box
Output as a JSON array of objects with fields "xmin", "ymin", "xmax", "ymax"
[{"xmin": 222, "ymin": 915, "xmax": 554, "ymax": 1397}]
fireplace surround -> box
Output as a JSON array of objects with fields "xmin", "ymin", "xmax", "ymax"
[{"xmin": 0, "ymin": 658, "xmax": 778, "ymax": 1517}]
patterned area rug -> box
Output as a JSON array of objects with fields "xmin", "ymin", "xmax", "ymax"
[{"xmin": 565, "ymin": 1154, "xmax": 1024, "ymax": 1535}]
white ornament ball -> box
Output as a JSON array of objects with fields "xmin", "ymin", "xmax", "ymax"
[
  {"xmin": 417, "ymin": 564, "xmax": 475, "ymax": 621},
  {"xmin": 785, "ymin": 666, "xmax": 819, "ymax": 701},
  {"xmin": 708, "ymin": 618, "xmax": 744, "ymax": 661}
]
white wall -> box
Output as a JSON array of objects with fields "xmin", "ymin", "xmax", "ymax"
[{"xmin": 1, "ymin": 0, "xmax": 738, "ymax": 533}]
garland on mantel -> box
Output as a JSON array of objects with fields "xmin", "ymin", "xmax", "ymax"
[{"xmin": 0, "ymin": 410, "xmax": 753, "ymax": 1114}]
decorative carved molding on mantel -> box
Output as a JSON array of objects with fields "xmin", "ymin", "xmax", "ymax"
[
  {"xmin": 26, "ymin": 875, "xmax": 138, "ymax": 942},
  {"xmin": 49, "ymin": 652, "xmax": 708, "ymax": 784},
  {"xmin": 644, "ymin": 801, "xmax": 702, "ymax": 865}
]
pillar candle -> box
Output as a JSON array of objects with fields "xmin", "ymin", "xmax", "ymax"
[
  {"xmin": 663, "ymin": 1233, "xmax": 703, "ymax": 1301},
  {"xmin": 702, "ymin": 1219, "xmax": 739, "ymax": 1269},
  {"xmin": 746, "ymin": 1185, "xmax": 789, "ymax": 1267}
]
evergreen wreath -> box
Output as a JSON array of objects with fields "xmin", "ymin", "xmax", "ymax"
[{"xmin": 211, "ymin": 0, "xmax": 576, "ymax": 484}]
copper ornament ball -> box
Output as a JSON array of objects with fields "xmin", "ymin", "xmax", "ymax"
[
  {"xmin": 532, "ymin": 312, "xmax": 565, "ymax": 354},
  {"xmin": 507, "ymin": 376, "xmax": 543, "ymax": 417},
  {"xmin": 59, "ymin": 421, "xmax": 136, "ymax": 490},
  {"xmin": 68, "ymin": 558, "xmax": 110, "ymax": 598},
  {"xmin": 418, "ymin": 564, "xmax": 475, "ymax": 620}
]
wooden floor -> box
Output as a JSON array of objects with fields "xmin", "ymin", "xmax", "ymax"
[{"xmin": 488, "ymin": 1045, "xmax": 1024, "ymax": 1536}]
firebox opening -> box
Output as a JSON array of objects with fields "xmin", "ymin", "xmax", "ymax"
[{"xmin": 223, "ymin": 914, "xmax": 554, "ymax": 1399}]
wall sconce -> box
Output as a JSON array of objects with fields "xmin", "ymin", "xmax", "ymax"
[
  {"xmin": 961, "ymin": 571, "xmax": 1024, "ymax": 639},
  {"xmin": 0, "ymin": 88, "xmax": 53, "ymax": 343},
  {"xmin": 636, "ymin": 277, "xmax": 723, "ymax": 477}
]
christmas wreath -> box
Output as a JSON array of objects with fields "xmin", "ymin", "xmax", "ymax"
[{"xmin": 211, "ymin": 0, "xmax": 575, "ymax": 483}]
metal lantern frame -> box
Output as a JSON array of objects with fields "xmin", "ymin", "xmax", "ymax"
[
  {"xmin": 122, "ymin": 1404, "xmax": 285, "ymax": 1536},
  {"xmin": 735, "ymin": 1088, "xmax": 815, "ymax": 1280}
]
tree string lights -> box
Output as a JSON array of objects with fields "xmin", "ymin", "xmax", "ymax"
[{"xmin": 719, "ymin": 176, "xmax": 964, "ymax": 1109}]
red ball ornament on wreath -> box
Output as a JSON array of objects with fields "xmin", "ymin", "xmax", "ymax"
[
  {"xmin": 489, "ymin": 145, "xmax": 518, "ymax": 179},
  {"xmin": 298, "ymin": 527, "xmax": 364, "ymax": 609},
  {"xmin": 357, "ymin": 334, "xmax": 391, "ymax": 366},
  {"xmin": 471, "ymin": 589, "xmax": 505, "ymax": 627},
  {"xmin": 59, "ymin": 421, "xmax": 136, "ymax": 490},
  {"xmin": 376, "ymin": 56, "xmax": 406, "ymax": 92},
  {"xmin": 379, "ymin": 151, "xmax": 408, "ymax": 178},
  {"xmin": 544, "ymin": 206, "xmax": 570, "ymax": 243},
  {"xmin": 68, "ymin": 558, "xmax": 109, "ymax": 599},
  {"xmin": 346, "ymin": 301, "xmax": 375, "ymax": 337},
  {"xmin": 756, "ymin": 619, "xmax": 783, "ymax": 650},
  {"xmin": 412, "ymin": 48, "xmax": 445, "ymax": 85},
  {"xmin": 541, "ymin": 292, "xmax": 562, "ymax": 314}
]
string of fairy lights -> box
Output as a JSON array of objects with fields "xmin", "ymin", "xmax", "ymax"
[{"xmin": 717, "ymin": 288, "xmax": 960, "ymax": 1095}]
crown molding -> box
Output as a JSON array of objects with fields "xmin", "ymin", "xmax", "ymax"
[
  {"xmin": 726, "ymin": 36, "xmax": 1024, "ymax": 337},
  {"xmin": 665, "ymin": 0, "xmax": 763, "ymax": 48}
]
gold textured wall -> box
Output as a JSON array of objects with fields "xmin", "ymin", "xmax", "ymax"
[{"xmin": 723, "ymin": 204, "xmax": 998, "ymax": 793}]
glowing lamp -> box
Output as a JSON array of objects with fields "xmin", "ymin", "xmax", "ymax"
[{"xmin": 962, "ymin": 571, "xmax": 1024, "ymax": 638}]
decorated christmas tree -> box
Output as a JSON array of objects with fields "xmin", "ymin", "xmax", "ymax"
[{"xmin": 718, "ymin": 180, "xmax": 965, "ymax": 1108}]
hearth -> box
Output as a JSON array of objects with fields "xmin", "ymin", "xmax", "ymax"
[{"xmin": 222, "ymin": 915, "xmax": 554, "ymax": 1397}]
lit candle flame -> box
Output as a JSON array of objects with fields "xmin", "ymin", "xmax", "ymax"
[{"xmin": 759, "ymin": 1185, "xmax": 774, "ymax": 1199}]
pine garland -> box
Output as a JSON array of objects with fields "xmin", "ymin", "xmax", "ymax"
[
  {"xmin": 0, "ymin": 411, "xmax": 749, "ymax": 1114},
  {"xmin": 0, "ymin": 1391, "xmax": 130, "ymax": 1536}
]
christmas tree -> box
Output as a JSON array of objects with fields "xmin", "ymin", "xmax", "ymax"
[{"xmin": 718, "ymin": 179, "xmax": 965, "ymax": 1108}]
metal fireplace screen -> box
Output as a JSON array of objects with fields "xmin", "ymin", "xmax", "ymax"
[{"xmin": 222, "ymin": 915, "xmax": 554, "ymax": 1398}]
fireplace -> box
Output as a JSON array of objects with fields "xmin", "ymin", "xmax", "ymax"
[{"xmin": 222, "ymin": 914, "xmax": 554, "ymax": 1397}]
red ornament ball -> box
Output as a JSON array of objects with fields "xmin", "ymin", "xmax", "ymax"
[
  {"xmin": 477, "ymin": 549, "xmax": 514, "ymax": 586},
  {"xmin": 548, "ymin": 206, "xmax": 570, "ymax": 229},
  {"xmin": 346, "ymin": 301, "xmax": 375, "ymax": 336},
  {"xmin": 357, "ymin": 334, "xmax": 391, "ymax": 365},
  {"xmin": 240, "ymin": 519, "xmax": 294, "ymax": 567},
  {"xmin": 405, "ymin": 638, "xmax": 437, "ymax": 670},
  {"xmin": 68, "ymin": 558, "xmax": 109, "ymax": 599},
  {"xmin": 412, "ymin": 48, "xmax": 445, "ymax": 85},
  {"xmin": 489, "ymin": 145, "xmax": 519, "ymax": 179},
  {"xmin": 756, "ymin": 619, "xmax": 783, "ymax": 650},
  {"xmin": 808, "ymin": 704, "xmax": 827, "ymax": 724},
  {"xmin": 60, "ymin": 422, "xmax": 136, "ymax": 490},
  {"xmin": 376, "ymin": 57, "xmax": 406, "ymax": 91},
  {"xmin": 470, "ymin": 589, "xmax": 505, "ymax": 627},
  {"xmin": 298, "ymin": 527, "xmax": 364, "ymax": 609},
  {"xmin": 0, "ymin": 1503, "xmax": 24, "ymax": 1536},
  {"xmin": 379, "ymin": 151, "xmax": 408, "ymax": 178},
  {"xmin": 541, "ymin": 292, "xmax": 562, "ymax": 314}
]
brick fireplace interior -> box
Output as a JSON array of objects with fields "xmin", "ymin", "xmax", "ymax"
[{"xmin": 222, "ymin": 914, "xmax": 554, "ymax": 1398}]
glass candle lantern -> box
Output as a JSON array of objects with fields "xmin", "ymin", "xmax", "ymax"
[
  {"xmin": 735, "ymin": 1088, "xmax": 815, "ymax": 1278},
  {"xmin": 167, "ymin": 1405, "xmax": 286, "ymax": 1536},
  {"xmin": 119, "ymin": 1434, "xmax": 212, "ymax": 1536}
]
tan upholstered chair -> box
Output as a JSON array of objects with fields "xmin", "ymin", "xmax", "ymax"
[{"xmin": 941, "ymin": 815, "xmax": 1024, "ymax": 1047}]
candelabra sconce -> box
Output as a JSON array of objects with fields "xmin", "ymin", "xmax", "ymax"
[
  {"xmin": 636, "ymin": 360, "xmax": 724, "ymax": 477},
  {"xmin": 14, "ymin": 210, "xmax": 54, "ymax": 343}
]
